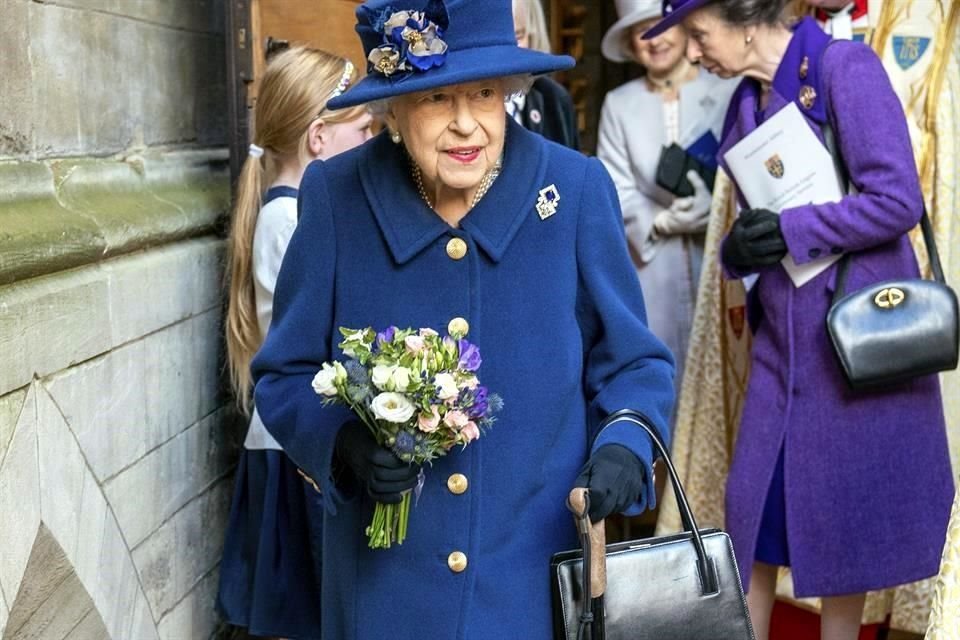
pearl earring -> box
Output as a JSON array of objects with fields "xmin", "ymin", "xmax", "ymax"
[
  {"xmin": 391, "ymin": 130, "xmax": 402, "ymax": 144},
  {"xmin": 745, "ymin": 35, "xmax": 753, "ymax": 45}
]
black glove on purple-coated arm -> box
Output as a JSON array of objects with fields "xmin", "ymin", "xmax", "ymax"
[
  {"xmin": 574, "ymin": 444, "xmax": 647, "ymax": 523},
  {"xmin": 335, "ymin": 420, "xmax": 421, "ymax": 503},
  {"xmin": 721, "ymin": 208, "xmax": 788, "ymax": 270}
]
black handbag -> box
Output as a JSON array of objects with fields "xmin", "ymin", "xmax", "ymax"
[
  {"xmin": 655, "ymin": 143, "xmax": 716, "ymax": 198},
  {"xmin": 826, "ymin": 210, "xmax": 959, "ymax": 391},
  {"xmin": 551, "ymin": 410, "xmax": 755, "ymax": 640}
]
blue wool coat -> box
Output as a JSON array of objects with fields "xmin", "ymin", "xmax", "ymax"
[
  {"xmin": 719, "ymin": 18, "xmax": 954, "ymax": 597},
  {"xmin": 252, "ymin": 120, "xmax": 675, "ymax": 639}
]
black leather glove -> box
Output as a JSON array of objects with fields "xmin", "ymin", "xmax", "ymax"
[
  {"xmin": 574, "ymin": 445, "xmax": 647, "ymax": 523},
  {"xmin": 721, "ymin": 208, "xmax": 787, "ymax": 270},
  {"xmin": 335, "ymin": 421, "xmax": 421, "ymax": 503}
]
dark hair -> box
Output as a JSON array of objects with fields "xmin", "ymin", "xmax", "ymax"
[{"xmin": 708, "ymin": 0, "xmax": 792, "ymax": 27}]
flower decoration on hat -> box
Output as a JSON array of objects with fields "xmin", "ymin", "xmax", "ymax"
[{"xmin": 367, "ymin": 0, "xmax": 450, "ymax": 78}]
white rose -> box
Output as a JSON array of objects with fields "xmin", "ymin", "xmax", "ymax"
[
  {"xmin": 371, "ymin": 364, "xmax": 395, "ymax": 390},
  {"xmin": 311, "ymin": 363, "xmax": 340, "ymax": 397},
  {"xmin": 391, "ymin": 366, "xmax": 412, "ymax": 392},
  {"xmin": 371, "ymin": 392, "xmax": 416, "ymax": 424},
  {"xmin": 434, "ymin": 372, "xmax": 459, "ymax": 400}
]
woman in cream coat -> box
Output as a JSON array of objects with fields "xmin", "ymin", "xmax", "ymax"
[{"xmin": 598, "ymin": 0, "xmax": 737, "ymax": 386}]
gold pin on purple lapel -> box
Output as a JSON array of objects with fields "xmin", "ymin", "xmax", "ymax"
[
  {"xmin": 536, "ymin": 184, "xmax": 560, "ymax": 220},
  {"xmin": 799, "ymin": 85, "xmax": 817, "ymax": 110},
  {"xmin": 799, "ymin": 55, "xmax": 809, "ymax": 79}
]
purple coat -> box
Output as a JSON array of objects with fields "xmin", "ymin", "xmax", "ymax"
[{"xmin": 718, "ymin": 18, "xmax": 954, "ymax": 597}]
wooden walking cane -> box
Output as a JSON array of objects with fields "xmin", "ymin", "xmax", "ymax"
[{"xmin": 568, "ymin": 488, "xmax": 607, "ymax": 639}]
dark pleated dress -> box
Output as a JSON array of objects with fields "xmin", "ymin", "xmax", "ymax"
[{"xmin": 216, "ymin": 449, "xmax": 324, "ymax": 639}]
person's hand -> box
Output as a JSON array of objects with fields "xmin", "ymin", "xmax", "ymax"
[
  {"xmin": 335, "ymin": 420, "xmax": 421, "ymax": 503},
  {"xmin": 721, "ymin": 208, "xmax": 787, "ymax": 270},
  {"xmin": 573, "ymin": 445, "xmax": 647, "ymax": 523},
  {"xmin": 659, "ymin": 170, "xmax": 714, "ymax": 235},
  {"xmin": 649, "ymin": 172, "xmax": 712, "ymax": 245}
]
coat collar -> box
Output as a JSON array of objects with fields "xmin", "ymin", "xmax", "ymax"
[
  {"xmin": 717, "ymin": 17, "xmax": 832, "ymax": 176},
  {"xmin": 359, "ymin": 118, "xmax": 547, "ymax": 265},
  {"xmin": 770, "ymin": 17, "xmax": 831, "ymax": 125}
]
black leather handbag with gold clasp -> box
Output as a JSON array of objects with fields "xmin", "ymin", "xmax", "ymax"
[
  {"xmin": 826, "ymin": 208, "xmax": 959, "ymax": 391},
  {"xmin": 550, "ymin": 410, "xmax": 755, "ymax": 640}
]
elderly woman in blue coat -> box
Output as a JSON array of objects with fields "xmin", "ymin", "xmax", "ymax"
[
  {"xmin": 645, "ymin": 1, "xmax": 953, "ymax": 640},
  {"xmin": 251, "ymin": 0, "xmax": 676, "ymax": 637}
]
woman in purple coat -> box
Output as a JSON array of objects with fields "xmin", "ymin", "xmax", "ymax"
[{"xmin": 645, "ymin": 2, "xmax": 954, "ymax": 639}]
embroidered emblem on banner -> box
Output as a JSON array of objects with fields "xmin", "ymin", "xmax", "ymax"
[
  {"xmin": 536, "ymin": 184, "xmax": 560, "ymax": 220},
  {"xmin": 892, "ymin": 36, "xmax": 931, "ymax": 70},
  {"xmin": 728, "ymin": 306, "xmax": 746, "ymax": 340},
  {"xmin": 765, "ymin": 154, "xmax": 785, "ymax": 179}
]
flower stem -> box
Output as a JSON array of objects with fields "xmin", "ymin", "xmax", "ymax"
[{"xmin": 366, "ymin": 492, "xmax": 412, "ymax": 549}]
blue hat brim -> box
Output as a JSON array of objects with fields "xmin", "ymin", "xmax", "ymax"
[
  {"xmin": 642, "ymin": 0, "xmax": 710, "ymax": 40},
  {"xmin": 327, "ymin": 46, "xmax": 575, "ymax": 110}
]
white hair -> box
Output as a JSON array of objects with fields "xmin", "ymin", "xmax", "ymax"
[
  {"xmin": 513, "ymin": 0, "xmax": 553, "ymax": 53},
  {"xmin": 367, "ymin": 74, "xmax": 535, "ymax": 116}
]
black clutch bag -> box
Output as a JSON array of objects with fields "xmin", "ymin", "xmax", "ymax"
[
  {"xmin": 655, "ymin": 143, "xmax": 716, "ymax": 198},
  {"xmin": 551, "ymin": 411, "xmax": 755, "ymax": 640},
  {"xmin": 826, "ymin": 209, "xmax": 959, "ymax": 391}
]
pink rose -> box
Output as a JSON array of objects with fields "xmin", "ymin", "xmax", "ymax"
[
  {"xmin": 418, "ymin": 406, "xmax": 441, "ymax": 433},
  {"xmin": 419, "ymin": 328, "xmax": 439, "ymax": 337},
  {"xmin": 443, "ymin": 409, "xmax": 469, "ymax": 429},
  {"xmin": 405, "ymin": 335, "xmax": 426, "ymax": 354},
  {"xmin": 461, "ymin": 421, "xmax": 480, "ymax": 443}
]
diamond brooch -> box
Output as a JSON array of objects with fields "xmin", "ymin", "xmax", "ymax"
[{"xmin": 536, "ymin": 184, "xmax": 560, "ymax": 220}]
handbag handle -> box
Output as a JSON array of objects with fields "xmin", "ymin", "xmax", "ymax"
[
  {"xmin": 832, "ymin": 207, "xmax": 944, "ymax": 302},
  {"xmin": 819, "ymin": 75, "xmax": 945, "ymax": 302},
  {"xmin": 570, "ymin": 410, "xmax": 720, "ymax": 597}
]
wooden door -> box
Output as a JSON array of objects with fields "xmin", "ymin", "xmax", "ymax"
[{"xmin": 226, "ymin": 0, "xmax": 365, "ymax": 182}]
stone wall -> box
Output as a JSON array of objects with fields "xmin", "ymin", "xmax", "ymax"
[{"xmin": 0, "ymin": 1, "xmax": 234, "ymax": 639}]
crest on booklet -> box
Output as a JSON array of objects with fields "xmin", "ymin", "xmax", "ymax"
[{"xmin": 765, "ymin": 154, "xmax": 785, "ymax": 179}]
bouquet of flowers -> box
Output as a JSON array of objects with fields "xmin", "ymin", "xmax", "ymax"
[{"xmin": 312, "ymin": 325, "xmax": 502, "ymax": 549}]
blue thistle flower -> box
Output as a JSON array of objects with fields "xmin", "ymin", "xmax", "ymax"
[
  {"xmin": 344, "ymin": 359, "xmax": 369, "ymax": 386},
  {"xmin": 392, "ymin": 431, "xmax": 417, "ymax": 457}
]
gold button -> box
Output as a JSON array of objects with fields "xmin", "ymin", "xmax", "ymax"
[
  {"xmin": 446, "ymin": 237, "xmax": 468, "ymax": 260},
  {"xmin": 447, "ymin": 473, "xmax": 468, "ymax": 495},
  {"xmin": 448, "ymin": 551, "xmax": 468, "ymax": 573},
  {"xmin": 447, "ymin": 317, "xmax": 469, "ymax": 337}
]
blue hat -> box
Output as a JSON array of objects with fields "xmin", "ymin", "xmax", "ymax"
[
  {"xmin": 326, "ymin": 0, "xmax": 575, "ymax": 109},
  {"xmin": 642, "ymin": 0, "xmax": 713, "ymax": 40}
]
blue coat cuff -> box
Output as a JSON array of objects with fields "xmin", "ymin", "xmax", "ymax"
[{"xmin": 592, "ymin": 421, "xmax": 656, "ymax": 515}]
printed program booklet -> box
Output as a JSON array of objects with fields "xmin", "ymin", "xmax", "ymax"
[{"xmin": 723, "ymin": 102, "xmax": 845, "ymax": 287}]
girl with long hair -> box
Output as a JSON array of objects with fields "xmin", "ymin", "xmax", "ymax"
[{"xmin": 216, "ymin": 45, "xmax": 372, "ymax": 640}]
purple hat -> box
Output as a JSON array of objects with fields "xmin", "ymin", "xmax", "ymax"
[{"xmin": 642, "ymin": 0, "xmax": 713, "ymax": 40}]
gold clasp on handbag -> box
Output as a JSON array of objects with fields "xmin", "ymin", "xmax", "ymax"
[{"xmin": 874, "ymin": 287, "xmax": 905, "ymax": 309}]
